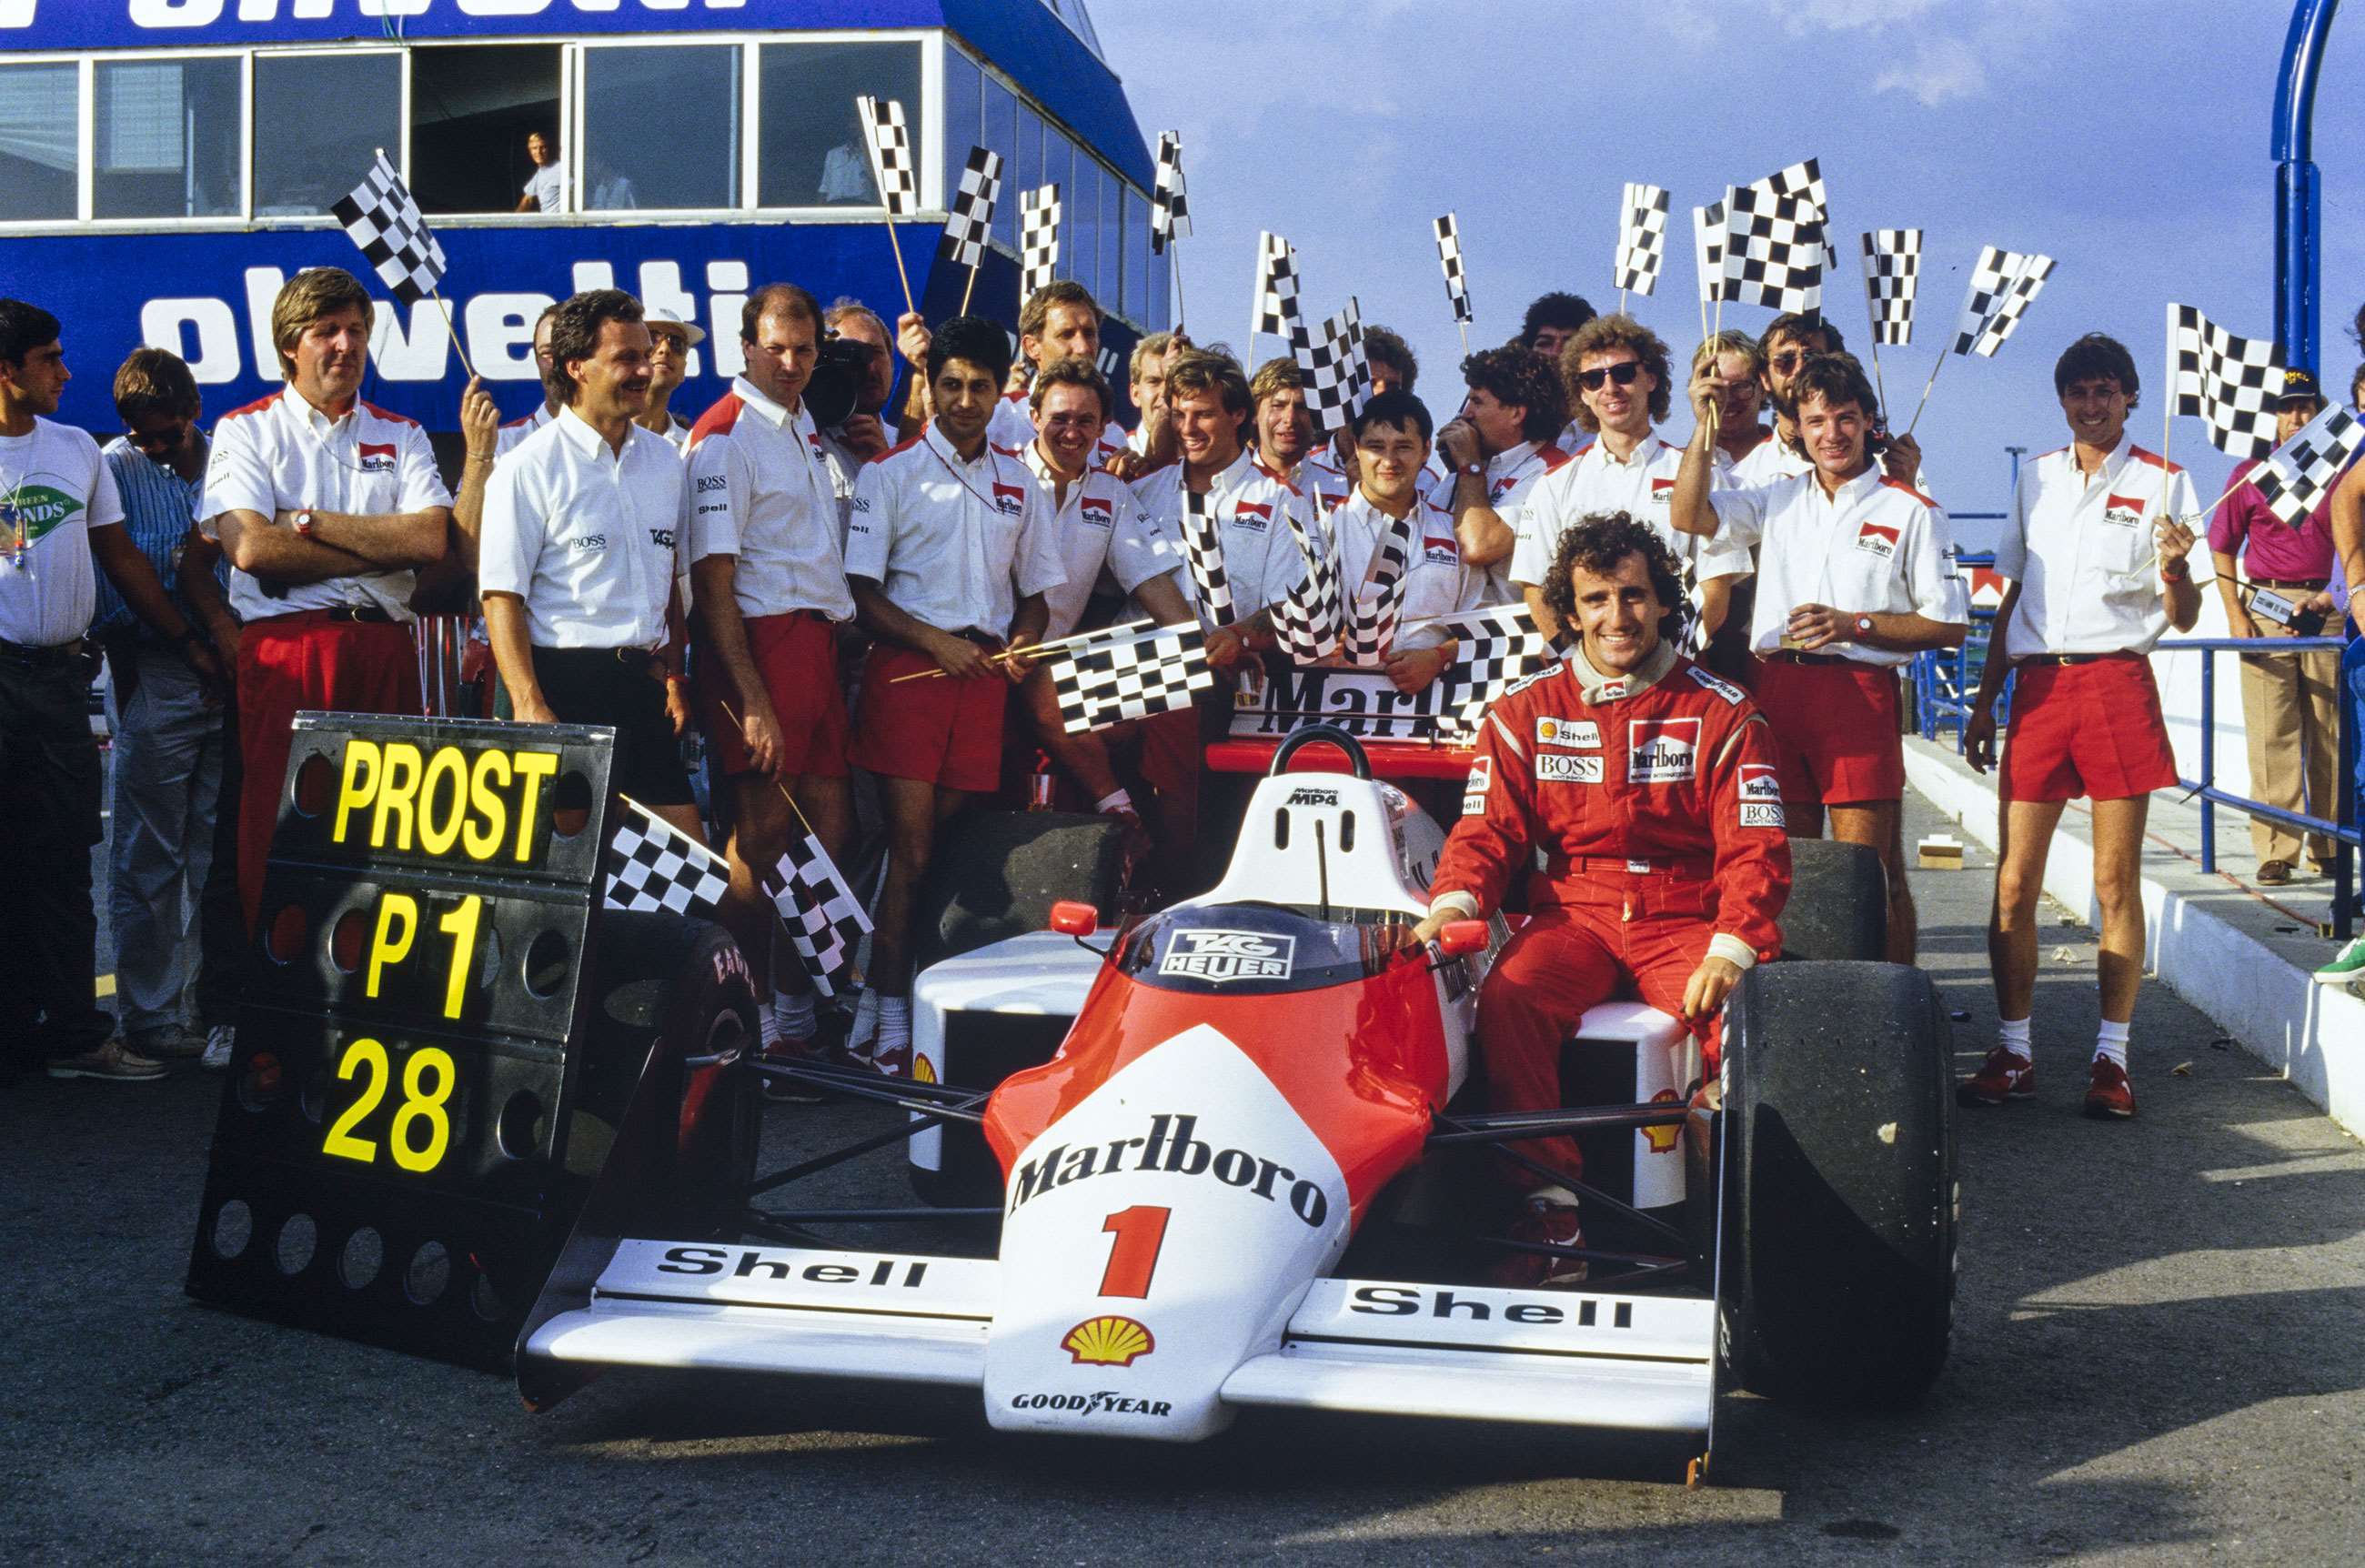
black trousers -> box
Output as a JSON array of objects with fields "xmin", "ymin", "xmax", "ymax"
[
  {"xmin": 0, "ymin": 648, "xmax": 113, "ymax": 1064},
  {"xmin": 192, "ymin": 693, "xmax": 246, "ymax": 1031},
  {"xmin": 498, "ymin": 646, "xmax": 693, "ymax": 807}
]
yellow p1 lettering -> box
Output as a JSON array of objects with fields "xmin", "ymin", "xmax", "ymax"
[
  {"xmin": 366, "ymin": 893, "xmax": 418, "ymax": 999},
  {"xmin": 332, "ymin": 739, "xmax": 382, "ymax": 844}
]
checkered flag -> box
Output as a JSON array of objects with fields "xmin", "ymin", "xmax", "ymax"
[
  {"xmin": 1949, "ymin": 246, "xmax": 2052, "ymax": 357},
  {"xmin": 1860, "ymin": 229, "xmax": 1920, "ymax": 347},
  {"xmin": 853, "ymin": 95, "xmax": 917, "ymax": 216},
  {"xmin": 2253, "ymin": 402, "xmax": 2361, "ymax": 526},
  {"xmin": 763, "ymin": 833, "xmax": 871, "ymax": 1000},
  {"xmin": 1254, "ymin": 231, "xmax": 1305, "ymax": 343},
  {"xmin": 330, "ymin": 151, "xmax": 448, "ymax": 307},
  {"xmin": 1052, "ymin": 620, "xmax": 1213, "ymax": 733},
  {"xmin": 603, "ymin": 798, "xmax": 729, "ymax": 919},
  {"xmin": 1754, "ymin": 157, "xmax": 1839, "ymax": 282},
  {"xmin": 1434, "ymin": 214, "xmax": 1474, "ymax": 326},
  {"xmin": 1338, "ymin": 508, "xmax": 1417, "ymax": 667},
  {"xmin": 1431, "ymin": 604, "xmax": 1553, "ymax": 726},
  {"xmin": 2170, "ymin": 303, "xmax": 2285, "ymax": 460},
  {"xmin": 1270, "ymin": 505, "xmax": 1344, "ymax": 662},
  {"xmin": 1968, "ymin": 254, "xmax": 2051, "ymax": 357},
  {"xmin": 1177, "ymin": 488, "xmax": 1233, "ymax": 626},
  {"xmin": 1723, "ymin": 186, "xmax": 1825, "ymax": 314},
  {"xmin": 1293, "ymin": 299, "xmax": 1370, "ymax": 437},
  {"xmin": 1152, "ymin": 131, "xmax": 1190, "ymax": 255},
  {"xmin": 937, "ymin": 146, "xmax": 1001, "ymax": 270},
  {"xmin": 1692, "ymin": 199, "xmax": 1733, "ymax": 308},
  {"xmin": 1614, "ymin": 183, "xmax": 1669, "ymax": 297},
  {"xmin": 1021, "ymin": 184, "xmax": 1062, "ymax": 298}
]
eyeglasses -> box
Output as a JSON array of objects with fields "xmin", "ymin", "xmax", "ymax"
[
  {"xmin": 124, "ymin": 420, "xmax": 191, "ymax": 455},
  {"xmin": 1573, "ymin": 362, "xmax": 1644, "ymax": 392}
]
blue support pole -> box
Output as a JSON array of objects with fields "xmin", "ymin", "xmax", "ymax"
[
  {"xmin": 2199, "ymin": 651, "xmax": 2217, "ymax": 873},
  {"xmin": 2274, "ymin": 0, "xmax": 2341, "ymax": 371}
]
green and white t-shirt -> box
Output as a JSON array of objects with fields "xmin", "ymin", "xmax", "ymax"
[{"xmin": 0, "ymin": 417, "xmax": 124, "ymax": 648}]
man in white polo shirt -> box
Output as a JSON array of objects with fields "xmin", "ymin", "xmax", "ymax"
[
  {"xmin": 982, "ymin": 281, "xmax": 1129, "ymax": 463},
  {"xmin": 1316, "ymin": 389, "xmax": 1486, "ymax": 692},
  {"xmin": 686, "ymin": 282, "xmax": 858, "ymax": 1069},
  {"xmin": 1249, "ymin": 357, "xmax": 1326, "ymax": 499},
  {"xmin": 1671, "ymin": 349, "xmax": 1967, "ymax": 964},
  {"xmin": 201, "ymin": 266, "xmax": 451, "ymax": 930},
  {"xmin": 1959, "ymin": 332, "xmax": 2199, "ymax": 1121},
  {"xmin": 1513, "ymin": 315, "xmax": 1751, "ymax": 648},
  {"xmin": 1433, "ymin": 343, "xmax": 1572, "ymax": 603},
  {"xmin": 845, "ymin": 316, "xmax": 1064, "ymax": 1075},
  {"xmin": 479, "ymin": 290, "xmax": 698, "ymax": 835}
]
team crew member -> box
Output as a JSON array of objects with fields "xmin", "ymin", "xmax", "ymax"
[
  {"xmin": 1130, "ymin": 349, "xmax": 1306, "ymax": 663},
  {"xmin": 1248, "ymin": 357, "xmax": 1324, "ymax": 496},
  {"xmin": 497, "ymin": 308, "xmax": 564, "ymax": 458},
  {"xmin": 516, "ymin": 129, "xmax": 568, "ymax": 214},
  {"xmin": 1014, "ymin": 357, "xmax": 1199, "ymax": 890},
  {"xmin": 1122, "ymin": 329, "xmax": 1189, "ymax": 462},
  {"xmin": 818, "ymin": 298, "xmax": 899, "ymax": 470},
  {"xmin": 1433, "ymin": 344, "xmax": 1573, "ymax": 595},
  {"xmin": 636, "ymin": 306, "xmax": 704, "ymax": 450},
  {"xmin": 686, "ymin": 283, "xmax": 859, "ymax": 1068},
  {"xmin": 1317, "ymin": 389, "xmax": 1485, "ymax": 693},
  {"xmin": 1521, "ymin": 293, "xmax": 1597, "ymax": 367},
  {"xmin": 1693, "ymin": 331, "xmax": 1773, "ymax": 678},
  {"xmin": 479, "ymin": 290, "xmax": 698, "ymax": 832},
  {"xmin": 2, "ymin": 300, "xmax": 217, "ymax": 1083},
  {"xmin": 1511, "ymin": 316, "xmax": 1750, "ymax": 646},
  {"xmin": 1410, "ymin": 516, "xmax": 1789, "ymax": 1284},
  {"xmin": 983, "ymin": 281, "xmax": 1128, "ymax": 461},
  {"xmin": 201, "ymin": 267, "xmax": 451, "ymax": 929},
  {"xmin": 1961, "ymin": 333, "xmax": 2200, "ymax": 1120},
  {"xmin": 1747, "ymin": 315, "xmax": 1927, "ymax": 492},
  {"xmin": 2209, "ymin": 367, "xmax": 2341, "ymax": 883},
  {"xmin": 845, "ymin": 316, "xmax": 1065, "ymax": 1075},
  {"xmin": 1310, "ymin": 326, "xmax": 1427, "ymax": 492},
  {"xmin": 2317, "ymin": 365, "xmax": 2365, "ymax": 984},
  {"xmin": 1672, "ymin": 351, "xmax": 1967, "ymax": 964}
]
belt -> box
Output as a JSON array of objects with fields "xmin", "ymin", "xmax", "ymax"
[
  {"xmin": 1547, "ymin": 853, "xmax": 1714, "ymax": 879},
  {"xmin": 951, "ymin": 628, "xmax": 1001, "ymax": 648},
  {"xmin": 1756, "ymin": 649, "xmax": 1852, "ymax": 666},
  {"xmin": 252, "ymin": 606, "xmax": 394, "ymax": 627},
  {"xmin": 0, "ymin": 636, "xmax": 91, "ymax": 668},
  {"xmin": 2024, "ymin": 649, "xmax": 2142, "ymax": 667},
  {"xmin": 2251, "ymin": 578, "xmax": 2328, "ymax": 591},
  {"xmin": 536, "ymin": 644, "xmax": 661, "ymax": 667}
]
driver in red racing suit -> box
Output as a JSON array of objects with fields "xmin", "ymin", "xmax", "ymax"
[{"xmin": 1412, "ymin": 513, "xmax": 1790, "ymax": 1286}]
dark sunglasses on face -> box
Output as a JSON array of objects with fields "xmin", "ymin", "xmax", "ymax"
[
  {"xmin": 1574, "ymin": 362, "xmax": 1644, "ymax": 392},
  {"xmin": 126, "ymin": 422, "xmax": 189, "ymax": 453}
]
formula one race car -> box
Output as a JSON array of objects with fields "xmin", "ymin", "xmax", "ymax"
[{"xmin": 517, "ymin": 726, "xmax": 1955, "ymax": 1471}]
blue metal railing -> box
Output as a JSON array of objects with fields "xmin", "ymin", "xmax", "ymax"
[{"xmin": 1914, "ymin": 544, "xmax": 2004, "ymax": 746}]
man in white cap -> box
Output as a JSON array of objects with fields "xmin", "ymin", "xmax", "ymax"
[{"xmin": 637, "ymin": 306, "xmax": 705, "ymax": 451}]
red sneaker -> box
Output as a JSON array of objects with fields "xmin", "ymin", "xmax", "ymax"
[
  {"xmin": 870, "ymin": 1038, "xmax": 912, "ymax": 1079},
  {"xmin": 1957, "ymin": 1046, "xmax": 2035, "ymax": 1107},
  {"xmin": 2083, "ymin": 1057, "xmax": 2136, "ymax": 1120},
  {"xmin": 1488, "ymin": 1195, "xmax": 1587, "ymax": 1289},
  {"xmin": 757, "ymin": 1040, "xmax": 825, "ymax": 1104}
]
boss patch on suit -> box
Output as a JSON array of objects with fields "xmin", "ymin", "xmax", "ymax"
[{"xmin": 1535, "ymin": 753, "xmax": 1604, "ymax": 784}]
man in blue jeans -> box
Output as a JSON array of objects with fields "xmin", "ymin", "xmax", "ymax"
[{"xmin": 2320, "ymin": 400, "xmax": 2365, "ymax": 983}]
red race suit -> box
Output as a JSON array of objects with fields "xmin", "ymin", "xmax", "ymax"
[{"xmin": 1427, "ymin": 641, "xmax": 1791, "ymax": 1191}]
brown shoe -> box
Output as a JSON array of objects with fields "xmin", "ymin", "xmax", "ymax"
[
  {"xmin": 2257, "ymin": 859, "xmax": 2293, "ymax": 887},
  {"xmin": 47, "ymin": 1040, "xmax": 167, "ymax": 1083}
]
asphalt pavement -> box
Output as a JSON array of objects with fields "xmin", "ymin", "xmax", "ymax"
[{"xmin": 4, "ymin": 791, "xmax": 2361, "ymax": 1565}]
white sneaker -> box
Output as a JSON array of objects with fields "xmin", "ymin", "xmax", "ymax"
[
  {"xmin": 840, "ymin": 989, "xmax": 881, "ymax": 1066},
  {"xmin": 201, "ymin": 1024, "xmax": 235, "ymax": 1071}
]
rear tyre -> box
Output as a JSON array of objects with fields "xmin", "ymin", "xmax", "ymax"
[
  {"xmin": 1719, "ymin": 960, "xmax": 1955, "ymax": 1410},
  {"xmin": 1778, "ymin": 839, "xmax": 1887, "ymax": 962}
]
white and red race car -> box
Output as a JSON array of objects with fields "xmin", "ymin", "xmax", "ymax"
[{"xmin": 518, "ymin": 726, "xmax": 1955, "ymax": 1472}]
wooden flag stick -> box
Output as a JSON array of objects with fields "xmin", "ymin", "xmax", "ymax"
[
  {"xmin": 2161, "ymin": 330, "xmax": 2174, "ymax": 470},
  {"xmin": 1903, "ymin": 350, "xmax": 1948, "ymax": 438},
  {"xmin": 428, "ymin": 285, "xmax": 476, "ymax": 381},
  {"xmin": 1620, "ymin": 287, "xmax": 1628, "ymax": 318},
  {"xmin": 1456, "ymin": 321, "xmax": 1470, "ymax": 357},
  {"xmin": 1172, "ymin": 247, "xmax": 1187, "ymax": 334},
  {"xmin": 884, "ymin": 220, "xmax": 917, "ymax": 318},
  {"xmin": 960, "ymin": 263, "xmax": 978, "ymax": 317},
  {"xmin": 886, "ymin": 619, "xmax": 1152, "ymax": 683},
  {"xmin": 1869, "ymin": 340, "xmax": 1890, "ymax": 427},
  {"xmin": 717, "ymin": 701, "xmax": 818, "ymax": 835}
]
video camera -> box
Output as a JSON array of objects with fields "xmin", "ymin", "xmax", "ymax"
[{"xmin": 805, "ymin": 333, "xmax": 880, "ymax": 429}]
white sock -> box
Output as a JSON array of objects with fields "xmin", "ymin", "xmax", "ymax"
[
  {"xmin": 1998, "ymin": 1016, "xmax": 2033, "ymax": 1062},
  {"xmin": 876, "ymin": 996, "xmax": 912, "ymax": 1051},
  {"xmin": 758, "ymin": 1006, "xmax": 780, "ymax": 1050},
  {"xmin": 773, "ymin": 990, "xmax": 817, "ymax": 1043},
  {"xmin": 1095, "ymin": 789, "xmax": 1135, "ymax": 816},
  {"xmin": 2095, "ymin": 1020, "xmax": 2129, "ymax": 1069}
]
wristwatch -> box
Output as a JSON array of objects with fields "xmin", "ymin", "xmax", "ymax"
[
  {"xmin": 1853, "ymin": 614, "xmax": 1876, "ymax": 639},
  {"xmin": 1459, "ymin": 462, "xmax": 1484, "ymax": 478},
  {"xmin": 291, "ymin": 508, "xmax": 317, "ymax": 538}
]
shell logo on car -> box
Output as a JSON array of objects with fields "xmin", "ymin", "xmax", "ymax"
[{"xmin": 1062, "ymin": 1315, "xmax": 1156, "ymax": 1367}]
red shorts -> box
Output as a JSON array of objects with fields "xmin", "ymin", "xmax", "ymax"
[
  {"xmin": 697, "ymin": 610, "xmax": 849, "ymax": 779},
  {"xmin": 1748, "ymin": 657, "xmax": 1905, "ymax": 807},
  {"xmin": 2002, "ymin": 655, "xmax": 2179, "ymax": 802},
  {"xmin": 848, "ymin": 641, "xmax": 1011, "ymax": 793}
]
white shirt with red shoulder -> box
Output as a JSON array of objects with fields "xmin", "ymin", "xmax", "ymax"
[
  {"xmin": 1705, "ymin": 467, "xmax": 1968, "ymax": 667},
  {"xmin": 1021, "ymin": 441, "xmax": 1182, "ymax": 640},
  {"xmin": 986, "ymin": 389, "xmax": 1126, "ymax": 467},
  {"xmin": 199, "ymin": 388, "xmax": 450, "ymax": 623},
  {"xmin": 844, "ymin": 425, "xmax": 1064, "ymax": 638},
  {"xmin": 1432, "ymin": 438, "xmax": 1573, "ymax": 605},
  {"xmin": 1994, "ymin": 441, "xmax": 2198, "ymax": 659},
  {"xmin": 684, "ymin": 377, "xmax": 854, "ymax": 622},
  {"xmin": 1511, "ymin": 429, "xmax": 1752, "ymax": 588},
  {"xmin": 1720, "ymin": 426, "xmax": 1807, "ymax": 487},
  {"xmin": 1293, "ymin": 448, "xmax": 1353, "ymax": 514},
  {"xmin": 1130, "ymin": 446, "xmax": 1317, "ymax": 628},
  {"xmin": 1318, "ymin": 487, "xmax": 1485, "ymax": 656},
  {"xmin": 478, "ymin": 407, "xmax": 689, "ymax": 650},
  {"xmin": 495, "ymin": 403, "xmax": 558, "ymax": 460}
]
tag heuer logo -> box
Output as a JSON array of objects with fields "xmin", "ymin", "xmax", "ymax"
[{"xmin": 1159, "ymin": 929, "xmax": 1295, "ymax": 983}]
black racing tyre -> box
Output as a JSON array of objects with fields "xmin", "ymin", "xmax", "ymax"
[
  {"xmin": 911, "ymin": 809, "xmax": 1130, "ymax": 973},
  {"xmin": 1719, "ymin": 960, "xmax": 1956, "ymax": 1410},
  {"xmin": 1778, "ymin": 839, "xmax": 1888, "ymax": 962}
]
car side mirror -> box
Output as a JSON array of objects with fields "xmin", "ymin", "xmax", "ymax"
[
  {"xmin": 1048, "ymin": 900, "xmax": 1099, "ymax": 938},
  {"xmin": 1434, "ymin": 920, "xmax": 1489, "ymax": 958}
]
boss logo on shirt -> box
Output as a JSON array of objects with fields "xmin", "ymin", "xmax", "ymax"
[
  {"xmin": 573, "ymin": 534, "xmax": 606, "ymax": 550},
  {"xmin": 696, "ymin": 475, "xmax": 727, "ymax": 494},
  {"xmin": 1231, "ymin": 500, "xmax": 1273, "ymax": 531},
  {"xmin": 991, "ymin": 481, "xmax": 1027, "ymax": 516},
  {"xmin": 1535, "ymin": 753, "xmax": 1605, "ymax": 784},
  {"xmin": 1536, "ymin": 718, "xmax": 1600, "ymax": 749},
  {"xmin": 1741, "ymin": 799, "xmax": 1786, "ymax": 829},
  {"xmin": 357, "ymin": 442, "xmax": 398, "ymax": 474},
  {"xmin": 2102, "ymin": 493, "xmax": 2145, "ymax": 528},
  {"xmin": 850, "ymin": 496, "xmax": 872, "ymax": 514},
  {"xmin": 1856, "ymin": 520, "xmax": 1900, "ymax": 558},
  {"xmin": 1079, "ymin": 497, "xmax": 1114, "ymax": 528},
  {"xmin": 1462, "ymin": 755, "xmax": 1493, "ymax": 815},
  {"xmin": 1628, "ymin": 718, "xmax": 1700, "ymax": 784}
]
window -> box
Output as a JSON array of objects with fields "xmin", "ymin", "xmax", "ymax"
[
  {"xmin": 1064, "ymin": 142, "xmax": 1096, "ymax": 295},
  {"xmin": 758, "ymin": 40, "xmax": 921, "ymax": 208},
  {"xmin": 1096, "ymin": 165, "xmax": 1122, "ymax": 310},
  {"xmin": 409, "ymin": 45, "xmax": 561, "ymax": 216},
  {"xmin": 941, "ymin": 44, "xmax": 981, "ymax": 206},
  {"xmin": 584, "ymin": 45, "xmax": 741, "ymax": 212},
  {"xmin": 1013, "ymin": 102, "xmax": 1043, "ymax": 214},
  {"xmin": 1122, "ymin": 184, "xmax": 1148, "ymax": 324},
  {"xmin": 96, "ymin": 57, "xmax": 240, "ymax": 219},
  {"xmin": 0, "ymin": 62, "xmax": 79, "ymax": 222},
  {"xmin": 254, "ymin": 52, "xmax": 399, "ymax": 217},
  {"xmin": 982, "ymin": 74, "xmax": 1017, "ymax": 249}
]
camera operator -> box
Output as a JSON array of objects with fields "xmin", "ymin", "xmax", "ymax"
[{"xmin": 817, "ymin": 299, "xmax": 898, "ymax": 474}]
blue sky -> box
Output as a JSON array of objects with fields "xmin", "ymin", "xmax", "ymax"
[{"xmin": 1096, "ymin": 0, "xmax": 2365, "ymax": 550}]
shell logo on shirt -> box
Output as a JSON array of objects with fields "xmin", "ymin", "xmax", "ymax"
[
  {"xmin": 2101, "ymin": 494, "xmax": 2145, "ymax": 528},
  {"xmin": 1536, "ymin": 717, "xmax": 1601, "ymax": 749},
  {"xmin": 0, "ymin": 487, "xmax": 81, "ymax": 548},
  {"xmin": 991, "ymin": 481, "xmax": 1027, "ymax": 516},
  {"xmin": 357, "ymin": 442, "xmax": 398, "ymax": 474},
  {"xmin": 1078, "ymin": 496, "xmax": 1114, "ymax": 528},
  {"xmin": 1856, "ymin": 519, "xmax": 1900, "ymax": 558}
]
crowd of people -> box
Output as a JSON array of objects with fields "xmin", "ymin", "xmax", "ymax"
[{"xmin": 5, "ymin": 267, "xmax": 2361, "ymax": 1259}]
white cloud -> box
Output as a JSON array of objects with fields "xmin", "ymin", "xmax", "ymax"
[
  {"xmin": 1874, "ymin": 35, "xmax": 1990, "ymax": 106},
  {"xmin": 1775, "ymin": 0, "xmax": 1942, "ymax": 34}
]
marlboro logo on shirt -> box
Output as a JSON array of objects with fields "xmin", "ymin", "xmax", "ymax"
[
  {"xmin": 991, "ymin": 480, "xmax": 1026, "ymax": 515},
  {"xmin": 1628, "ymin": 718, "xmax": 1700, "ymax": 784},
  {"xmin": 1233, "ymin": 500, "xmax": 1272, "ymax": 528},
  {"xmin": 2102, "ymin": 494, "xmax": 2145, "ymax": 527},
  {"xmin": 1856, "ymin": 519, "xmax": 1900, "ymax": 557},
  {"xmin": 357, "ymin": 442, "xmax": 397, "ymax": 473},
  {"xmin": 1079, "ymin": 496, "xmax": 1113, "ymax": 527},
  {"xmin": 1649, "ymin": 477, "xmax": 1676, "ymax": 504}
]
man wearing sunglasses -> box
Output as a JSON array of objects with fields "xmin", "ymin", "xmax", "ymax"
[
  {"xmin": 1510, "ymin": 315, "xmax": 1750, "ymax": 648},
  {"xmin": 1748, "ymin": 315, "xmax": 1926, "ymax": 493}
]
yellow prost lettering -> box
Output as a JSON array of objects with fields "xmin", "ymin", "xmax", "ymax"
[
  {"xmin": 366, "ymin": 893, "xmax": 418, "ymax": 999},
  {"xmin": 369, "ymin": 741, "xmax": 425, "ymax": 850},
  {"xmin": 416, "ymin": 746, "xmax": 468, "ymax": 856},
  {"xmin": 462, "ymin": 749, "xmax": 512, "ymax": 860},
  {"xmin": 507, "ymin": 750, "xmax": 559, "ymax": 860},
  {"xmin": 332, "ymin": 739, "xmax": 382, "ymax": 843}
]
